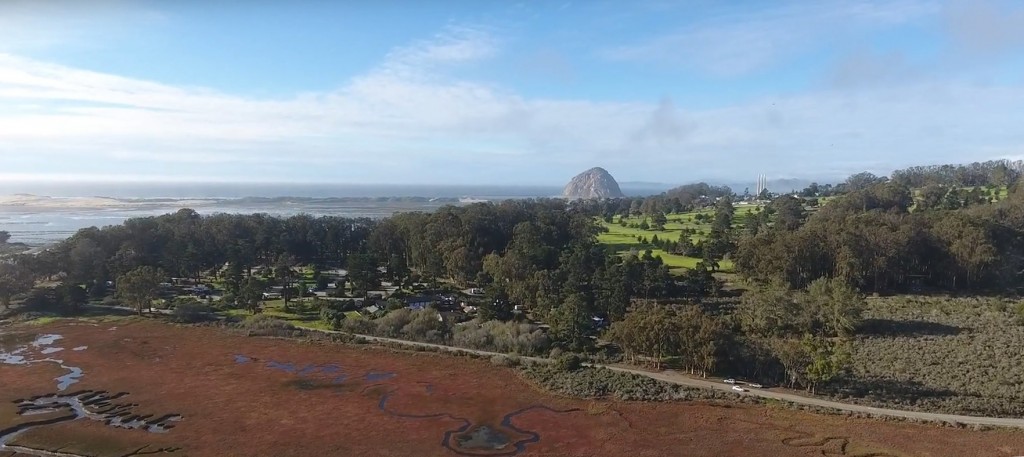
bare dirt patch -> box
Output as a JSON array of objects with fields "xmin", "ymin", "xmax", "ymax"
[{"xmin": 2, "ymin": 320, "xmax": 1022, "ymax": 456}]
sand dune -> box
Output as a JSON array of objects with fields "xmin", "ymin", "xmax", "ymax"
[{"xmin": 0, "ymin": 194, "xmax": 218, "ymax": 210}]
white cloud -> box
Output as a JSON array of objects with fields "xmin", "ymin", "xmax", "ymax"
[
  {"xmin": 629, "ymin": 97, "xmax": 693, "ymax": 148},
  {"xmin": 600, "ymin": 1, "xmax": 937, "ymax": 77},
  {"xmin": 945, "ymin": 0, "xmax": 1024, "ymax": 57},
  {"xmin": 0, "ymin": 0, "xmax": 163, "ymax": 52},
  {"xmin": 0, "ymin": 22, "xmax": 1023, "ymax": 184},
  {"xmin": 827, "ymin": 49, "xmax": 918, "ymax": 88}
]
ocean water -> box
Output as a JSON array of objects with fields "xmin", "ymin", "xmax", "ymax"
[
  {"xmin": 0, "ymin": 182, "xmax": 657, "ymax": 247},
  {"xmin": 0, "ymin": 182, "xmax": 565, "ymax": 200},
  {"xmin": 0, "ymin": 202, "xmax": 443, "ymax": 247},
  {"xmin": 0, "ymin": 182, "xmax": 670, "ymax": 247}
]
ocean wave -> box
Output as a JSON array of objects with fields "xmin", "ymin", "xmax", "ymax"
[{"xmin": 0, "ymin": 220, "xmax": 51, "ymax": 225}]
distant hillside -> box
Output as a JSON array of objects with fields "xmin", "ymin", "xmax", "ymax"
[{"xmin": 619, "ymin": 181, "xmax": 672, "ymax": 196}]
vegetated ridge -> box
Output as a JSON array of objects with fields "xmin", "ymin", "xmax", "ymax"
[{"xmin": 563, "ymin": 167, "xmax": 624, "ymax": 199}]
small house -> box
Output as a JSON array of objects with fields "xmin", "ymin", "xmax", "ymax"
[{"xmin": 404, "ymin": 295, "xmax": 435, "ymax": 310}]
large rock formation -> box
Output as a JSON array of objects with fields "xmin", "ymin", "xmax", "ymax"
[{"xmin": 562, "ymin": 167, "xmax": 624, "ymax": 199}]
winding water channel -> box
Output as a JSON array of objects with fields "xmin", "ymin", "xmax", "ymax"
[
  {"xmin": 0, "ymin": 332, "xmax": 183, "ymax": 456},
  {"xmin": 234, "ymin": 353, "xmax": 579, "ymax": 456}
]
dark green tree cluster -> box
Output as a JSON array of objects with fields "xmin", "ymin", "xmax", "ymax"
[
  {"xmin": 735, "ymin": 181, "xmax": 1024, "ymax": 292},
  {"xmin": 116, "ymin": 266, "xmax": 165, "ymax": 315},
  {"xmin": 735, "ymin": 279, "xmax": 863, "ymax": 339},
  {"xmin": 27, "ymin": 201, "xmax": 593, "ymax": 293},
  {"xmin": 607, "ymin": 302, "xmax": 726, "ymax": 376},
  {"xmin": 0, "ymin": 261, "xmax": 31, "ymax": 310},
  {"xmin": 891, "ymin": 160, "xmax": 1021, "ymax": 188},
  {"xmin": 916, "ymin": 185, "xmax": 998, "ymax": 210},
  {"xmin": 27, "ymin": 209, "xmax": 373, "ymax": 292},
  {"xmin": 482, "ymin": 242, "xmax": 679, "ymax": 349},
  {"xmin": 727, "ymin": 278, "xmax": 862, "ymax": 391},
  {"xmin": 369, "ymin": 200, "xmax": 598, "ymax": 287},
  {"xmin": 17, "ymin": 283, "xmax": 89, "ymax": 316}
]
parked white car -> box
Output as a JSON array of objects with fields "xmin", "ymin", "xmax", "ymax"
[
  {"xmin": 748, "ymin": 383, "xmax": 763, "ymax": 389},
  {"xmin": 731, "ymin": 386, "xmax": 747, "ymax": 392},
  {"xmin": 724, "ymin": 378, "xmax": 737, "ymax": 384}
]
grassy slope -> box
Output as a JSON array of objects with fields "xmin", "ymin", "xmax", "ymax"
[{"xmin": 597, "ymin": 205, "xmax": 760, "ymax": 274}]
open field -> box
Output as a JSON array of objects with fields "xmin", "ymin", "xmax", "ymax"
[
  {"xmin": 221, "ymin": 299, "xmax": 340, "ymax": 331},
  {"xmin": 596, "ymin": 206, "xmax": 760, "ymax": 273},
  {"xmin": 2, "ymin": 319, "xmax": 1023, "ymax": 456},
  {"xmin": 834, "ymin": 295, "xmax": 1024, "ymax": 417}
]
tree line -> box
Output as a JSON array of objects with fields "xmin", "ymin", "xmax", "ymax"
[
  {"xmin": 735, "ymin": 179, "xmax": 1024, "ymax": 293},
  {"xmin": 891, "ymin": 159, "xmax": 1022, "ymax": 189},
  {"xmin": 608, "ymin": 277, "xmax": 862, "ymax": 392},
  {"xmin": 1, "ymin": 199, "xmax": 697, "ymax": 345}
]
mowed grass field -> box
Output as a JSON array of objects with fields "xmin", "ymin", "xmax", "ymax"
[
  {"xmin": 911, "ymin": 185, "xmax": 1009, "ymax": 200},
  {"xmin": 597, "ymin": 204, "xmax": 761, "ymax": 274}
]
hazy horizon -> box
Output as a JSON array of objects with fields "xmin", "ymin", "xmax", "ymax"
[{"xmin": 0, "ymin": 177, "xmax": 826, "ymax": 200}]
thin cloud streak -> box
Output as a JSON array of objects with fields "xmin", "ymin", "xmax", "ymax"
[{"xmin": 599, "ymin": 1, "xmax": 937, "ymax": 77}]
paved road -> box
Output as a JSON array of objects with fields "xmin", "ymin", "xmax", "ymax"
[{"xmin": 75, "ymin": 305, "xmax": 1024, "ymax": 428}]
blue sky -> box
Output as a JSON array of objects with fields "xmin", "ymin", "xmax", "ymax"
[{"xmin": 1, "ymin": 0, "xmax": 1023, "ymax": 186}]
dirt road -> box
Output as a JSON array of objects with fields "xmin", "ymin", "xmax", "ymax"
[
  {"xmin": 334, "ymin": 330, "xmax": 1024, "ymax": 429},
  {"xmin": 69, "ymin": 305, "xmax": 1024, "ymax": 429}
]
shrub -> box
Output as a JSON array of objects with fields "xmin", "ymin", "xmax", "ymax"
[
  {"xmin": 219, "ymin": 293, "xmax": 237, "ymax": 307},
  {"xmin": 317, "ymin": 300, "xmax": 347, "ymax": 330},
  {"xmin": 385, "ymin": 299, "xmax": 406, "ymax": 311},
  {"xmin": 88, "ymin": 282, "xmax": 107, "ymax": 299},
  {"xmin": 988, "ymin": 298, "xmax": 1008, "ymax": 313},
  {"xmin": 831, "ymin": 295, "xmax": 1024, "ymax": 417},
  {"xmin": 340, "ymin": 316, "xmax": 376, "ymax": 335},
  {"xmin": 170, "ymin": 299, "xmax": 211, "ymax": 323},
  {"xmin": 341, "ymin": 311, "xmax": 550, "ymax": 355},
  {"xmin": 490, "ymin": 354, "xmax": 520, "ymax": 367},
  {"xmin": 519, "ymin": 364, "xmax": 736, "ymax": 402},
  {"xmin": 451, "ymin": 319, "xmax": 551, "ymax": 356},
  {"xmin": 400, "ymin": 309, "xmax": 448, "ymax": 344},
  {"xmin": 555, "ymin": 353, "xmax": 583, "ymax": 372},
  {"xmin": 238, "ymin": 315, "xmax": 294, "ymax": 336},
  {"xmin": 374, "ymin": 308, "xmax": 415, "ymax": 338}
]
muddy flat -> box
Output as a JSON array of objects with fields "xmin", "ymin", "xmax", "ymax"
[{"xmin": 1, "ymin": 320, "xmax": 1022, "ymax": 457}]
